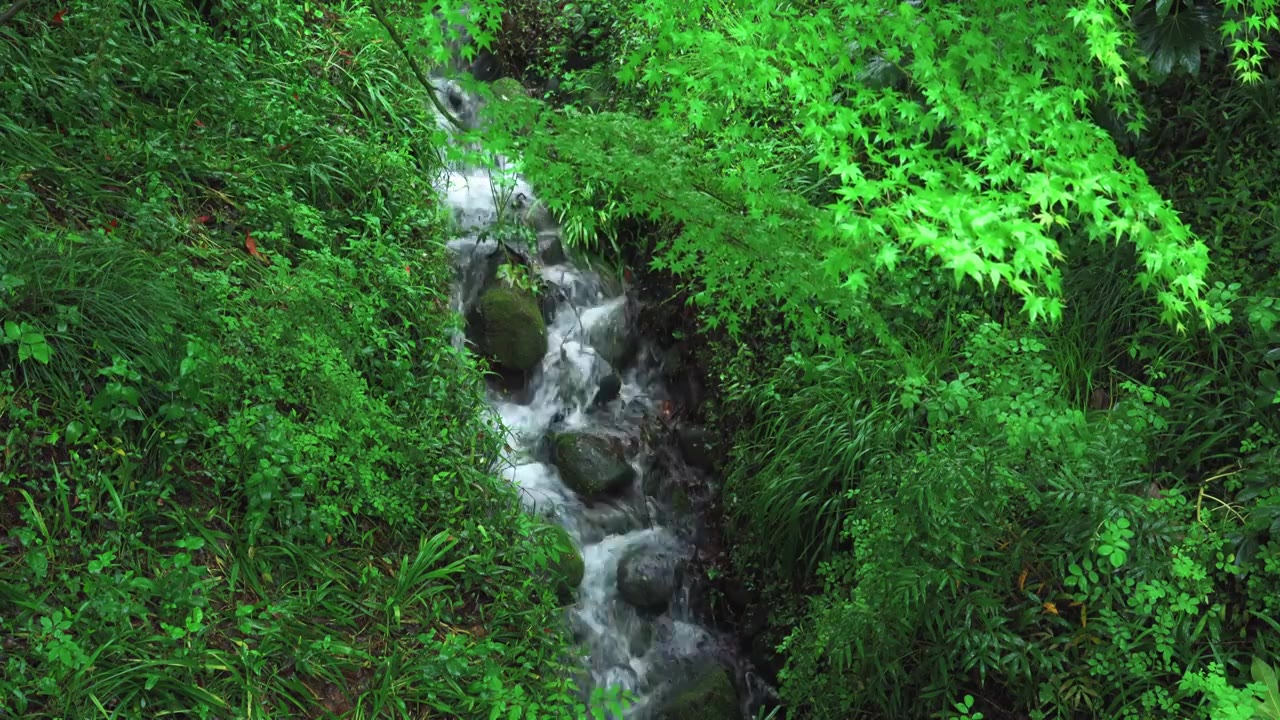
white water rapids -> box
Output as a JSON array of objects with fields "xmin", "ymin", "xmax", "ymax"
[{"xmin": 432, "ymin": 86, "xmax": 749, "ymax": 718}]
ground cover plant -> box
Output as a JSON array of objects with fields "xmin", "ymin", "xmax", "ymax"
[{"xmin": 0, "ymin": 1, "xmax": 593, "ymax": 717}]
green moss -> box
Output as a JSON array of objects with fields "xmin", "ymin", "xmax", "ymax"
[
  {"xmin": 477, "ymin": 287, "xmax": 548, "ymax": 370},
  {"xmin": 552, "ymin": 432, "xmax": 636, "ymax": 499},
  {"xmin": 491, "ymin": 77, "xmax": 528, "ymax": 101},
  {"xmin": 670, "ymin": 486, "xmax": 692, "ymax": 514},
  {"xmin": 656, "ymin": 665, "xmax": 738, "ymax": 720},
  {"xmin": 545, "ymin": 523, "xmax": 584, "ymax": 603}
]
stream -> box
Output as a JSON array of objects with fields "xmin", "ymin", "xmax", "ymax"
[{"xmin": 431, "ymin": 75, "xmax": 771, "ymax": 719}]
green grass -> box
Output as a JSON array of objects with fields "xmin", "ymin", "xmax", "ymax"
[
  {"xmin": 722, "ymin": 352, "xmax": 910, "ymax": 579},
  {"xmin": 0, "ymin": 1, "xmax": 587, "ymax": 716}
]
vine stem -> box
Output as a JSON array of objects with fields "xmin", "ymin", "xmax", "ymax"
[
  {"xmin": 366, "ymin": 0, "xmax": 464, "ymax": 131},
  {"xmin": 1195, "ymin": 465, "xmax": 1244, "ymax": 525}
]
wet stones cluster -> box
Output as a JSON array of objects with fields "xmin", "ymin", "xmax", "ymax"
[{"xmin": 437, "ymin": 74, "xmax": 766, "ymax": 718}]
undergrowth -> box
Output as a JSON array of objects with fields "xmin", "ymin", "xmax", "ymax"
[
  {"xmin": 463, "ymin": 0, "xmax": 1280, "ymax": 717},
  {"xmin": 0, "ymin": 1, "xmax": 589, "ymax": 717}
]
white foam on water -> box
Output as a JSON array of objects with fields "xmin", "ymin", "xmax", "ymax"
[{"xmin": 436, "ymin": 80, "xmax": 745, "ymax": 719}]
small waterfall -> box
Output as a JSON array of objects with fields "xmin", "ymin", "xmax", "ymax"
[{"xmin": 431, "ymin": 75, "xmax": 762, "ymax": 719}]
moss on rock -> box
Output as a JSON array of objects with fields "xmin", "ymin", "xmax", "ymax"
[
  {"xmin": 551, "ymin": 432, "xmax": 636, "ymax": 500},
  {"xmin": 545, "ymin": 523, "xmax": 584, "ymax": 603},
  {"xmin": 655, "ymin": 664, "xmax": 739, "ymax": 720},
  {"xmin": 474, "ymin": 286, "xmax": 547, "ymax": 371},
  {"xmin": 490, "ymin": 77, "xmax": 528, "ymax": 101},
  {"xmin": 670, "ymin": 485, "xmax": 692, "ymax": 514}
]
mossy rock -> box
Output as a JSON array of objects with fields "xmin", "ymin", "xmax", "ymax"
[
  {"xmin": 676, "ymin": 425, "xmax": 722, "ymax": 472},
  {"xmin": 490, "ymin": 77, "xmax": 528, "ymax": 101},
  {"xmin": 551, "ymin": 432, "xmax": 635, "ymax": 500},
  {"xmin": 544, "ymin": 523, "xmax": 583, "ymax": 603},
  {"xmin": 655, "ymin": 664, "xmax": 739, "ymax": 720},
  {"xmin": 669, "ymin": 485, "xmax": 692, "ymax": 514},
  {"xmin": 471, "ymin": 287, "xmax": 547, "ymax": 371}
]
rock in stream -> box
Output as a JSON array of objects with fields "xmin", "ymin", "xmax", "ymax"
[{"xmin": 435, "ymin": 72, "xmax": 760, "ymax": 720}]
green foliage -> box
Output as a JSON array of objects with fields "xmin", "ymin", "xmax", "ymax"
[
  {"xmin": 720, "ymin": 277, "xmax": 1280, "ymax": 720},
  {"xmin": 428, "ymin": 0, "xmax": 1280, "ymax": 715},
  {"xmin": 722, "ymin": 352, "xmax": 910, "ymax": 577},
  {"xmin": 1219, "ymin": 0, "xmax": 1280, "ymax": 83},
  {"xmin": 542, "ymin": 523, "xmax": 585, "ymax": 603},
  {"xmin": 1181, "ymin": 657, "xmax": 1280, "ymax": 720},
  {"xmin": 946, "ymin": 695, "xmax": 986, "ymax": 720},
  {"xmin": 477, "ymin": 0, "xmax": 635, "ymax": 90},
  {"xmin": 2, "ymin": 320, "xmax": 51, "ymax": 365},
  {"xmin": 0, "ymin": 1, "xmax": 594, "ymax": 716},
  {"xmin": 7, "ymin": 0, "xmax": 1258, "ymax": 718},
  {"xmin": 438, "ymin": 7, "xmax": 1258, "ymax": 440},
  {"xmin": 498, "ymin": 261, "xmax": 543, "ymax": 295},
  {"xmin": 580, "ymin": 0, "xmax": 1235, "ymax": 329},
  {"xmin": 756, "ymin": 317, "xmax": 1136, "ymax": 714},
  {"xmin": 1253, "ymin": 657, "xmax": 1280, "ymax": 719}
]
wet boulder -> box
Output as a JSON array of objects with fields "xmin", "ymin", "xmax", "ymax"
[
  {"xmin": 583, "ymin": 298, "xmax": 636, "ymax": 368},
  {"xmin": 453, "ymin": 242, "xmax": 529, "ymax": 311},
  {"xmin": 538, "ymin": 282, "xmax": 566, "ymax": 323},
  {"xmin": 592, "ymin": 373, "xmax": 622, "ymax": 407},
  {"xmin": 468, "ymin": 286, "xmax": 548, "ymax": 371},
  {"xmin": 434, "ymin": 77, "xmax": 480, "ymax": 131},
  {"xmin": 617, "ymin": 544, "xmax": 680, "ymax": 613},
  {"xmin": 537, "ymin": 230, "xmax": 567, "ymax": 265},
  {"xmin": 490, "ymin": 76, "xmax": 528, "ymax": 101},
  {"xmin": 554, "ymin": 342, "xmax": 616, "ymax": 412},
  {"xmin": 717, "ymin": 576, "xmax": 756, "ymax": 613},
  {"xmin": 544, "ymin": 523, "xmax": 584, "ymax": 604},
  {"xmin": 675, "ymin": 425, "xmax": 722, "ymax": 472},
  {"xmin": 597, "ymin": 267, "xmax": 625, "ymax": 298},
  {"xmin": 655, "ymin": 663, "xmax": 740, "ymax": 720},
  {"xmin": 581, "ymin": 502, "xmax": 647, "ymax": 539},
  {"xmin": 658, "ymin": 346, "xmax": 684, "ymax": 380},
  {"xmin": 629, "ymin": 622, "xmax": 656, "ymax": 658},
  {"xmin": 749, "ymin": 631, "xmax": 786, "ymax": 685},
  {"xmin": 551, "ymin": 432, "xmax": 635, "ymax": 500}
]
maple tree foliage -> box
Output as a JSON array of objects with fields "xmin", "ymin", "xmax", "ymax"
[{"xmin": 427, "ymin": 0, "xmax": 1276, "ymax": 352}]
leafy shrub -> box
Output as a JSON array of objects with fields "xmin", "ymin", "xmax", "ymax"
[
  {"xmin": 770, "ymin": 346, "xmax": 1173, "ymax": 718},
  {"xmin": 482, "ymin": 0, "xmax": 634, "ymax": 89}
]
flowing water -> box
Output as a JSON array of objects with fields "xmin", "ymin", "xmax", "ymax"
[{"xmin": 432, "ymin": 81, "xmax": 767, "ymax": 718}]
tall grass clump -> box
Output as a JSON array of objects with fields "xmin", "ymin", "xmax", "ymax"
[
  {"xmin": 1039, "ymin": 244, "xmax": 1150, "ymax": 411},
  {"xmin": 721, "ymin": 351, "xmax": 911, "ymax": 579}
]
